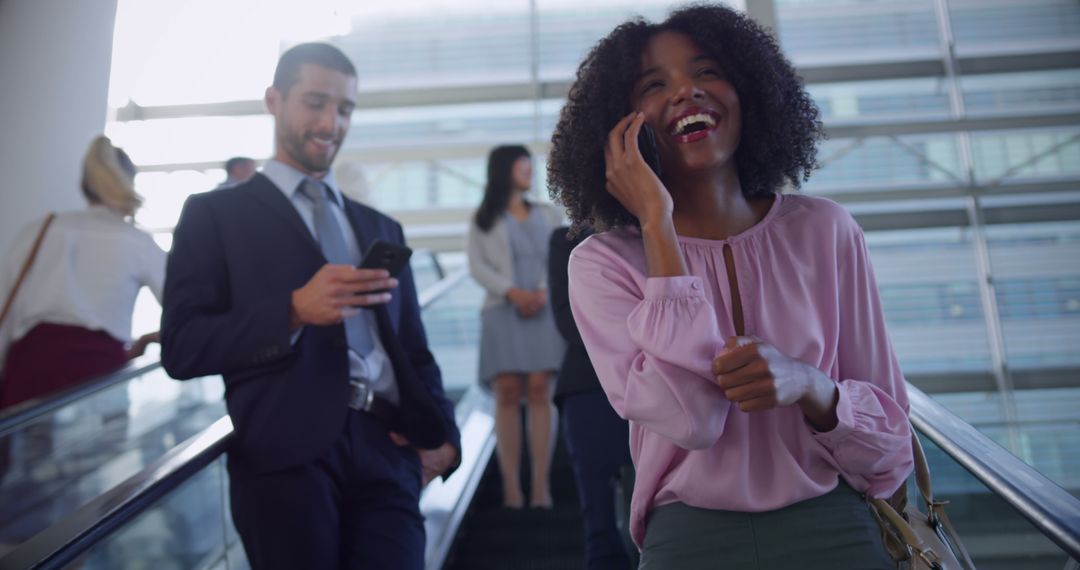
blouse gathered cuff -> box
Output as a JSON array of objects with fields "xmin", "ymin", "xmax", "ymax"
[{"xmin": 809, "ymin": 378, "xmax": 913, "ymax": 496}]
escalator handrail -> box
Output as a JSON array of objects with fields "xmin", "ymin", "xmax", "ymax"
[
  {"xmin": 0, "ymin": 267, "xmax": 472, "ymax": 569},
  {"xmin": 0, "ymin": 357, "xmax": 162, "ymax": 437},
  {"xmin": 907, "ymin": 383, "xmax": 1080, "ymax": 559}
]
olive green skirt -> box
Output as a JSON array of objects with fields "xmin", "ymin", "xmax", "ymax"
[{"xmin": 639, "ymin": 482, "xmax": 893, "ymax": 570}]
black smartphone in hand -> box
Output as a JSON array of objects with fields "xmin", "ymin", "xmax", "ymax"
[
  {"xmin": 637, "ymin": 122, "xmax": 662, "ymax": 178},
  {"xmin": 359, "ymin": 239, "xmax": 413, "ymax": 277}
]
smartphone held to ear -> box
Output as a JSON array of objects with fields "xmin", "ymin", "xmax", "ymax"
[
  {"xmin": 359, "ymin": 239, "xmax": 412, "ymax": 277},
  {"xmin": 637, "ymin": 123, "xmax": 662, "ymax": 178}
]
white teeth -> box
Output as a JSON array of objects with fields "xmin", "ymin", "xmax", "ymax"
[{"xmin": 674, "ymin": 113, "xmax": 717, "ymax": 135}]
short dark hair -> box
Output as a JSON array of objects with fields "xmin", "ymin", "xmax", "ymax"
[
  {"xmin": 547, "ymin": 3, "xmax": 823, "ymax": 233},
  {"xmin": 224, "ymin": 156, "xmax": 254, "ymax": 175},
  {"xmin": 272, "ymin": 42, "xmax": 357, "ymax": 95},
  {"xmin": 474, "ymin": 145, "xmax": 532, "ymax": 232}
]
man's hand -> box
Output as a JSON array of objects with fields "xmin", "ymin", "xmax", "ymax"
[
  {"xmin": 389, "ymin": 432, "xmax": 459, "ymax": 486},
  {"xmin": 290, "ymin": 264, "xmax": 398, "ymax": 330}
]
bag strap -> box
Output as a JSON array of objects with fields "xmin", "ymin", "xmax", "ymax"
[
  {"xmin": 0, "ymin": 213, "xmax": 56, "ymax": 327},
  {"xmin": 909, "ymin": 427, "xmax": 977, "ymax": 569}
]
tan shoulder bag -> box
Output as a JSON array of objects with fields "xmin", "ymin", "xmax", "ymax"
[{"xmin": 869, "ymin": 428, "xmax": 977, "ymax": 570}]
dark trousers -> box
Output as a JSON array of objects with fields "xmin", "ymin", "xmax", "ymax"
[
  {"xmin": 228, "ymin": 410, "xmax": 425, "ymax": 570},
  {"xmin": 562, "ymin": 390, "xmax": 633, "ymax": 570}
]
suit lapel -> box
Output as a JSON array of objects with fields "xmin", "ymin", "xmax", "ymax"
[{"xmin": 244, "ymin": 174, "xmax": 323, "ymax": 259}]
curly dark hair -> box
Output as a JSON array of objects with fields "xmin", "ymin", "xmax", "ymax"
[{"xmin": 547, "ymin": 3, "xmax": 822, "ymax": 233}]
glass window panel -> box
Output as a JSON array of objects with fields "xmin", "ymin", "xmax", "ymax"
[
  {"xmin": 805, "ymin": 135, "xmax": 963, "ymax": 193},
  {"xmin": 948, "ymin": 0, "xmax": 1080, "ymax": 53},
  {"xmin": 348, "ymin": 101, "xmax": 538, "ymax": 152},
  {"xmin": 962, "ymin": 70, "xmax": 1080, "ymax": 115},
  {"xmin": 536, "ymin": 0, "xmax": 678, "ymax": 81},
  {"xmin": 971, "ymin": 128, "xmax": 1080, "ymax": 183},
  {"xmin": 986, "ymin": 221, "xmax": 1080, "ymax": 371},
  {"xmin": 344, "ymin": 1, "xmax": 531, "ymax": 91},
  {"xmin": 808, "ymin": 77, "xmax": 951, "ymax": 121},
  {"xmin": 364, "ymin": 161, "xmax": 432, "ymax": 211},
  {"xmin": 433, "ymin": 158, "xmax": 485, "ymax": 210},
  {"xmin": 775, "ymin": 0, "xmax": 940, "ymax": 61},
  {"xmin": 863, "ymin": 227, "xmax": 992, "ymax": 376}
]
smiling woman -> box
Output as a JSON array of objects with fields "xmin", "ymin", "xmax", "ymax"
[
  {"xmin": 548, "ymin": 4, "xmax": 821, "ymax": 235},
  {"xmin": 547, "ymin": 4, "xmax": 912, "ymax": 569}
]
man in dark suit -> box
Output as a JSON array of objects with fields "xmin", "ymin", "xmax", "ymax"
[{"xmin": 161, "ymin": 43, "xmax": 460, "ymax": 570}]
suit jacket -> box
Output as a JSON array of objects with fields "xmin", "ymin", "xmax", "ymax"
[
  {"xmin": 161, "ymin": 173, "xmax": 460, "ymax": 475},
  {"xmin": 547, "ymin": 226, "xmax": 601, "ymax": 405},
  {"xmin": 466, "ymin": 202, "xmax": 563, "ymax": 309}
]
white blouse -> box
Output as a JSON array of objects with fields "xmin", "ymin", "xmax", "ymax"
[{"xmin": 0, "ymin": 206, "xmax": 165, "ymax": 370}]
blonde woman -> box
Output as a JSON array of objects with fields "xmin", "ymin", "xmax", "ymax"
[{"xmin": 0, "ymin": 136, "xmax": 165, "ymax": 409}]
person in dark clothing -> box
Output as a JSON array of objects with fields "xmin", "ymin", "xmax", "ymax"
[{"xmin": 549, "ymin": 226, "xmax": 633, "ymax": 569}]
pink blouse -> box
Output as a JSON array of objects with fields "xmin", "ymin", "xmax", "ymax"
[{"xmin": 568, "ymin": 194, "xmax": 913, "ymax": 546}]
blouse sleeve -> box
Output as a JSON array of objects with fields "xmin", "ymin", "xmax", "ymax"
[
  {"xmin": 466, "ymin": 222, "xmax": 514, "ymax": 298},
  {"xmin": 812, "ymin": 226, "xmax": 913, "ymax": 498},
  {"xmin": 568, "ymin": 240, "xmax": 731, "ymax": 449}
]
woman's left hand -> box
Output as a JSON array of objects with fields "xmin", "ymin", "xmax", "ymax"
[
  {"xmin": 712, "ymin": 336, "xmax": 839, "ymax": 430},
  {"xmin": 126, "ymin": 331, "xmax": 161, "ymax": 360}
]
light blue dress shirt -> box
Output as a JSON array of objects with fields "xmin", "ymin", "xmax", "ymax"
[{"xmin": 261, "ymin": 159, "xmax": 399, "ymax": 405}]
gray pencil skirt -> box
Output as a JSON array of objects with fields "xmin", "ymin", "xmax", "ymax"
[{"xmin": 639, "ymin": 482, "xmax": 894, "ymax": 570}]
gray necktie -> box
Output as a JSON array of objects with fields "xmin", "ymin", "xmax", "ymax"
[{"xmin": 299, "ymin": 178, "xmax": 375, "ymax": 356}]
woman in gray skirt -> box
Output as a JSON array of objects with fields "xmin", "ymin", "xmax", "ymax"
[
  {"xmin": 467, "ymin": 145, "xmax": 565, "ymax": 509},
  {"xmin": 547, "ymin": 4, "xmax": 913, "ymax": 568}
]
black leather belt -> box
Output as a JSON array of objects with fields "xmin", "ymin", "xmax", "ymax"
[{"xmin": 347, "ymin": 380, "xmax": 399, "ymax": 424}]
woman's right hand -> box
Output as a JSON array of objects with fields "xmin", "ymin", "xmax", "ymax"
[{"xmin": 604, "ymin": 112, "xmax": 672, "ymax": 227}]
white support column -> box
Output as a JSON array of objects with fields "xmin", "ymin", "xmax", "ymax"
[{"xmin": 0, "ymin": 0, "xmax": 119, "ymax": 254}]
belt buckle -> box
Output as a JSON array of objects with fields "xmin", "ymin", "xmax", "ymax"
[{"xmin": 348, "ymin": 380, "xmax": 375, "ymax": 412}]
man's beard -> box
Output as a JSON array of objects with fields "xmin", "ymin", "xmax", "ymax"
[{"xmin": 284, "ymin": 130, "xmax": 339, "ymax": 174}]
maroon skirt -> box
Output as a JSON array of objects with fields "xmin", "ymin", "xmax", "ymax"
[{"xmin": 0, "ymin": 323, "xmax": 126, "ymax": 410}]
